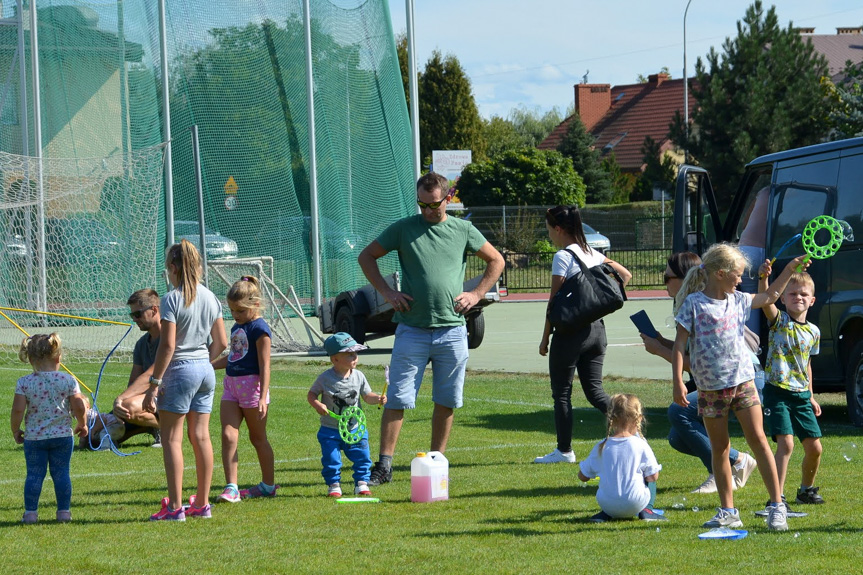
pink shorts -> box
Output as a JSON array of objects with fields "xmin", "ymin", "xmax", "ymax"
[
  {"xmin": 698, "ymin": 380, "xmax": 760, "ymax": 418},
  {"xmin": 221, "ymin": 374, "xmax": 270, "ymax": 409}
]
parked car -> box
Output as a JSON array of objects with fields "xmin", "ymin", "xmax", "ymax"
[
  {"xmin": 584, "ymin": 223, "xmax": 611, "ymax": 253},
  {"xmin": 46, "ymin": 217, "xmax": 125, "ymax": 266},
  {"xmin": 253, "ymin": 215, "xmax": 363, "ymax": 260},
  {"xmin": 175, "ymin": 220, "xmax": 238, "ymax": 260}
]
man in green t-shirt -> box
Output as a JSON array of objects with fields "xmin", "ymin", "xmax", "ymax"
[{"xmin": 358, "ymin": 172, "xmax": 504, "ymax": 485}]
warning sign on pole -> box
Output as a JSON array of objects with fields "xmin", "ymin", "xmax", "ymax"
[{"xmin": 224, "ymin": 176, "xmax": 238, "ymax": 194}]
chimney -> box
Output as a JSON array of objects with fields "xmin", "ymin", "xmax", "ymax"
[
  {"xmin": 648, "ymin": 72, "xmax": 671, "ymax": 86},
  {"xmin": 837, "ymin": 27, "xmax": 863, "ymax": 35},
  {"xmin": 795, "ymin": 27, "xmax": 815, "ymax": 35},
  {"xmin": 574, "ymin": 83, "xmax": 611, "ymax": 132}
]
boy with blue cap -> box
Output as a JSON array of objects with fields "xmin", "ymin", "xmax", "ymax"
[{"xmin": 308, "ymin": 333, "xmax": 387, "ymax": 497}]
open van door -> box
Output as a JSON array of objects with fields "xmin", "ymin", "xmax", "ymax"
[{"xmin": 672, "ymin": 166, "xmax": 723, "ymax": 255}]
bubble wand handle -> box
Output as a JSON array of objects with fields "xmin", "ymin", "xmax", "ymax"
[
  {"xmin": 759, "ymin": 233, "xmax": 801, "ymax": 279},
  {"xmin": 379, "ymin": 364, "xmax": 389, "ymax": 410}
]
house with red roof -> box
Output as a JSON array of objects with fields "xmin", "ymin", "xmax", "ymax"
[{"xmin": 539, "ymin": 27, "xmax": 863, "ymax": 185}]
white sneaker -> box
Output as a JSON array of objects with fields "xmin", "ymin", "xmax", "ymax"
[
  {"xmin": 327, "ymin": 483, "xmax": 342, "ymax": 498},
  {"xmin": 354, "ymin": 481, "xmax": 371, "ymax": 496},
  {"xmin": 533, "ymin": 449, "xmax": 576, "ymax": 464},
  {"xmin": 732, "ymin": 453, "xmax": 758, "ymax": 489},
  {"xmin": 702, "ymin": 507, "xmax": 743, "ymax": 529},
  {"xmin": 767, "ymin": 502, "xmax": 788, "ymax": 531},
  {"xmin": 691, "ymin": 474, "xmax": 717, "ymax": 494}
]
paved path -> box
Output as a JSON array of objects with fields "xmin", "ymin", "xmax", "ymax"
[{"xmin": 279, "ymin": 291, "xmax": 676, "ymax": 380}]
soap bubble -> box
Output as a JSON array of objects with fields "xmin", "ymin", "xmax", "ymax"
[
  {"xmin": 665, "ymin": 316, "xmax": 676, "ymax": 328},
  {"xmin": 841, "ymin": 441, "xmax": 858, "ymax": 462},
  {"xmin": 763, "ymin": 407, "xmax": 771, "ymax": 417},
  {"xmin": 691, "ymin": 506, "xmax": 700, "ymax": 512},
  {"xmin": 671, "ymin": 495, "xmax": 687, "ymax": 510},
  {"xmin": 656, "ymin": 527, "xmax": 661, "ymax": 532},
  {"xmin": 794, "ymin": 532, "xmax": 800, "ymax": 538}
]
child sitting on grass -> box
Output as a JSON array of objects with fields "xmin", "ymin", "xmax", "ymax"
[
  {"xmin": 578, "ymin": 393, "xmax": 666, "ymax": 522},
  {"xmin": 308, "ymin": 333, "xmax": 386, "ymax": 498},
  {"xmin": 758, "ymin": 266, "xmax": 824, "ymax": 509}
]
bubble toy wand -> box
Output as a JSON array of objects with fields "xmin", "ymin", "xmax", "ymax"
[
  {"xmin": 797, "ymin": 215, "xmax": 845, "ymax": 271},
  {"xmin": 758, "ymin": 233, "xmax": 801, "ymax": 279},
  {"xmin": 327, "ymin": 405, "xmax": 367, "ymax": 444},
  {"xmin": 379, "ymin": 364, "xmax": 389, "ymax": 410}
]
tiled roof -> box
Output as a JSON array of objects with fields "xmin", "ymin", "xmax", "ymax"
[{"xmin": 802, "ymin": 34, "xmax": 863, "ymax": 81}]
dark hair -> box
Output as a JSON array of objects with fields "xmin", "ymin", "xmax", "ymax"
[
  {"xmin": 545, "ymin": 205, "xmax": 589, "ymax": 253},
  {"xmin": 667, "ymin": 252, "xmax": 702, "ymax": 280},
  {"xmin": 416, "ymin": 172, "xmax": 449, "ymax": 198}
]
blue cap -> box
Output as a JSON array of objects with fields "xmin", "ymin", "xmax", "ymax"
[{"xmin": 324, "ymin": 332, "xmax": 368, "ymax": 356}]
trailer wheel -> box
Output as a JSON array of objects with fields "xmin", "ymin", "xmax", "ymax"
[
  {"xmin": 845, "ymin": 341, "xmax": 863, "ymax": 427},
  {"xmin": 335, "ymin": 306, "xmax": 366, "ymax": 345},
  {"xmin": 466, "ymin": 311, "xmax": 485, "ymax": 349}
]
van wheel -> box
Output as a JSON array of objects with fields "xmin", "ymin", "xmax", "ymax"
[
  {"xmin": 335, "ymin": 306, "xmax": 366, "ymax": 345},
  {"xmin": 466, "ymin": 312, "xmax": 485, "ymax": 349},
  {"xmin": 845, "ymin": 341, "xmax": 863, "ymax": 427}
]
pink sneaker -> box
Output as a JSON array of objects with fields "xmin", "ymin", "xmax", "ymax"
[
  {"xmin": 150, "ymin": 497, "xmax": 185, "ymax": 521},
  {"xmin": 218, "ymin": 486, "xmax": 241, "ymax": 503},
  {"xmin": 240, "ymin": 483, "xmax": 279, "ymax": 499},
  {"xmin": 185, "ymin": 502, "xmax": 212, "ymax": 519}
]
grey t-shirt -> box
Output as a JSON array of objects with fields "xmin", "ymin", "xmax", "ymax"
[
  {"xmin": 132, "ymin": 333, "xmax": 160, "ymax": 372},
  {"xmin": 160, "ymin": 284, "xmax": 222, "ymax": 361},
  {"xmin": 309, "ymin": 367, "xmax": 372, "ymax": 430}
]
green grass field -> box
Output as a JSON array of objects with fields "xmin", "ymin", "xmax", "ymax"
[{"xmin": 1, "ymin": 360, "xmax": 861, "ymax": 574}]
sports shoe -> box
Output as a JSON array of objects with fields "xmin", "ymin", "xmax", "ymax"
[
  {"xmin": 368, "ymin": 461, "xmax": 393, "ymax": 486},
  {"xmin": 218, "ymin": 486, "xmax": 241, "ymax": 503},
  {"xmin": 56, "ymin": 510, "xmax": 72, "ymax": 523},
  {"xmin": 328, "ymin": 483, "xmax": 342, "ymax": 498},
  {"xmin": 150, "ymin": 497, "xmax": 185, "ymax": 521},
  {"xmin": 702, "ymin": 508, "xmax": 743, "ymax": 529},
  {"xmin": 589, "ymin": 510, "xmax": 614, "ymax": 523},
  {"xmin": 533, "ymin": 448, "xmax": 576, "ymax": 464},
  {"xmin": 796, "ymin": 486, "xmax": 825, "ymax": 504},
  {"xmin": 767, "ymin": 502, "xmax": 788, "ymax": 531},
  {"xmin": 638, "ymin": 508, "xmax": 669, "ymax": 521},
  {"xmin": 755, "ymin": 496, "xmax": 808, "ymax": 518},
  {"xmin": 21, "ymin": 511, "xmax": 38, "ymax": 525},
  {"xmin": 184, "ymin": 502, "xmax": 212, "ymax": 519},
  {"xmin": 691, "ymin": 474, "xmax": 717, "ymax": 494},
  {"xmin": 732, "ymin": 453, "xmax": 758, "ymax": 489},
  {"xmin": 355, "ymin": 481, "xmax": 372, "ymax": 496},
  {"xmin": 150, "ymin": 428, "xmax": 162, "ymax": 448},
  {"xmin": 240, "ymin": 483, "xmax": 279, "ymax": 499}
]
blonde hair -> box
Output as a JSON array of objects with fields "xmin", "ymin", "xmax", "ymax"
[
  {"xmin": 166, "ymin": 239, "xmax": 201, "ymax": 305},
  {"xmin": 227, "ymin": 275, "xmax": 263, "ymax": 311},
  {"xmin": 19, "ymin": 333, "xmax": 62, "ymax": 364},
  {"xmin": 674, "ymin": 242, "xmax": 748, "ymax": 312},
  {"xmin": 787, "ymin": 271, "xmax": 814, "ymax": 293},
  {"xmin": 599, "ymin": 393, "xmax": 645, "ymax": 454}
]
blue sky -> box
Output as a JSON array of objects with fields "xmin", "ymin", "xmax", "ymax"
[{"xmin": 388, "ymin": 0, "xmax": 863, "ymax": 119}]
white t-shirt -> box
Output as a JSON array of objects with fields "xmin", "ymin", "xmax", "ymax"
[
  {"xmin": 579, "ymin": 435, "xmax": 662, "ymax": 518},
  {"xmin": 551, "ymin": 243, "xmax": 605, "ymax": 279}
]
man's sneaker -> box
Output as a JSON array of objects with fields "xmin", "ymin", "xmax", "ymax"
[
  {"xmin": 533, "ymin": 448, "xmax": 577, "ymax": 464},
  {"xmin": 368, "ymin": 462, "xmax": 392, "ymax": 486},
  {"xmin": 702, "ymin": 508, "xmax": 743, "ymax": 529},
  {"xmin": 218, "ymin": 486, "xmax": 241, "ymax": 503},
  {"xmin": 754, "ymin": 496, "xmax": 808, "ymax": 518},
  {"xmin": 184, "ymin": 503, "xmax": 212, "ymax": 519},
  {"xmin": 589, "ymin": 510, "xmax": 614, "ymax": 523},
  {"xmin": 56, "ymin": 510, "xmax": 72, "ymax": 523},
  {"xmin": 239, "ymin": 483, "xmax": 279, "ymax": 499},
  {"xmin": 767, "ymin": 502, "xmax": 788, "ymax": 531},
  {"xmin": 691, "ymin": 474, "xmax": 717, "ymax": 494},
  {"xmin": 796, "ymin": 486, "xmax": 825, "ymax": 504},
  {"xmin": 150, "ymin": 497, "xmax": 185, "ymax": 521},
  {"xmin": 355, "ymin": 481, "xmax": 372, "ymax": 496},
  {"xmin": 638, "ymin": 508, "xmax": 669, "ymax": 521},
  {"xmin": 21, "ymin": 511, "xmax": 38, "ymax": 525},
  {"xmin": 732, "ymin": 453, "xmax": 758, "ymax": 489},
  {"xmin": 150, "ymin": 428, "xmax": 162, "ymax": 448},
  {"xmin": 328, "ymin": 483, "xmax": 342, "ymax": 498}
]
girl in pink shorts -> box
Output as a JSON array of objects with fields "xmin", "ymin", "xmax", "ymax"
[{"xmin": 212, "ymin": 276, "xmax": 276, "ymax": 503}]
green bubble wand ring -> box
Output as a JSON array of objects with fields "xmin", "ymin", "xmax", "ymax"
[
  {"xmin": 798, "ymin": 215, "xmax": 845, "ymax": 271},
  {"xmin": 328, "ymin": 405, "xmax": 367, "ymax": 444}
]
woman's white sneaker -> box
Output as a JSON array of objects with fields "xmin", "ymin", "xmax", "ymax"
[{"xmin": 533, "ymin": 449, "xmax": 576, "ymax": 464}]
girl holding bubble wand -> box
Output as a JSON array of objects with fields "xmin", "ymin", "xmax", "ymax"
[
  {"xmin": 11, "ymin": 333, "xmax": 89, "ymax": 524},
  {"xmin": 212, "ymin": 276, "xmax": 276, "ymax": 503},
  {"xmin": 672, "ymin": 242, "xmax": 809, "ymax": 532}
]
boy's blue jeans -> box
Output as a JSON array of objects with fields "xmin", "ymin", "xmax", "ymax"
[
  {"xmin": 317, "ymin": 426, "xmax": 372, "ymax": 486},
  {"xmin": 668, "ymin": 391, "xmax": 739, "ymax": 473},
  {"xmin": 23, "ymin": 436, "xmax": 74, "ymax": 512}
]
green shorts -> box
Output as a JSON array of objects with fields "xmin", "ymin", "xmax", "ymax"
[{"xmin": 762, "ymin": 384, "xmax": 822, "ymax": 441}]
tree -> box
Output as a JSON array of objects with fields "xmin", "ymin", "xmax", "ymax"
[
  {"xmin": 600, "ymin": 153, "xmax": 635, "ymax": 204},
  {"xmin": 395, "ymin": 33, "xmax": 411, "ymax": 113},
  {"xmin": 482, "ymin": 116, "xmax": 526, "ymax": 158},
  {"xmin": 826, "ymin": 61, "xmax": 863, "ymax": 139},
  {"xmin": 455, "ymin": 147, "xmax": 585, "ymax": 207},
  {"xmin": 669, "ymin": 1, "xmax": 831, "ymax": 201},
  {"xmin": 418, "ymin": 50, "xmax": 486, "ymax": 164},
  {"xmin": 556, "ymin": 114, "xmax": 613, "ymax": 204},
  {"xmin": 508, "ymin": 105, "xmax": 564, "ymax": 147},
  {"xmin": 633, "ymin": 136, "xmax": 677, "ymax": 201}
]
